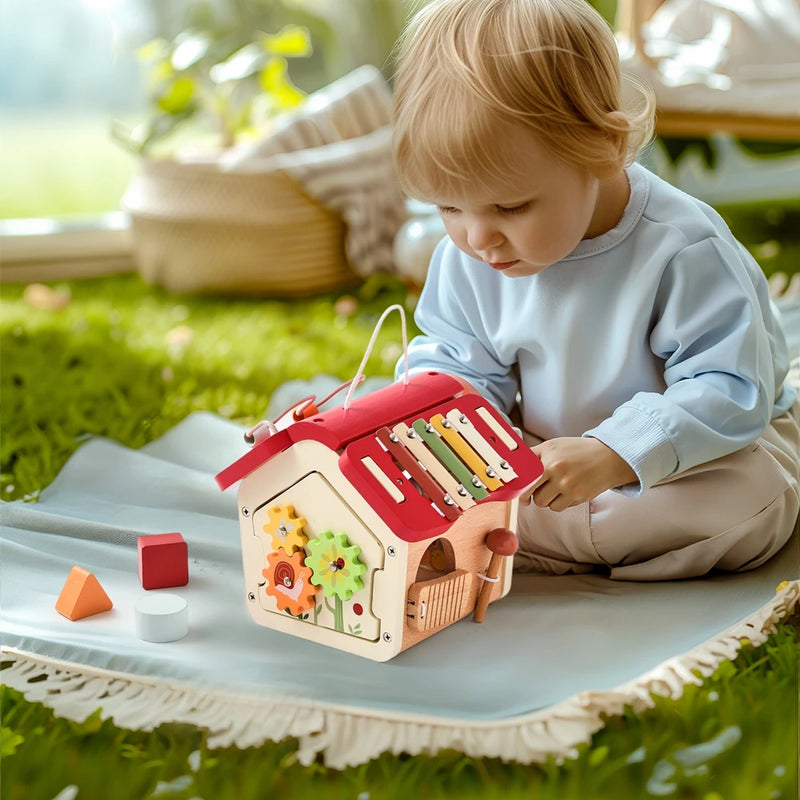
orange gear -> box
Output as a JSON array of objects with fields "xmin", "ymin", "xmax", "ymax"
[{"xmin": 262, "ymin": 550, "xmax": 318, "ymax": 616}]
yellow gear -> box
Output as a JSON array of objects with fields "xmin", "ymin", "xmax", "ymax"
[{"xmin": 262, "ymin": 504, "xmax": 309, "ymax": 554}]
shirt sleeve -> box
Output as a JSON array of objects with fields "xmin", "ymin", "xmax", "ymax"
[
  {"xmin": 584, "ymin": 237, "xmax": 779, "ymax": 495},
  {"xmin": 395, "ymin": 239, "xmax": 520, "ymax": 415}
]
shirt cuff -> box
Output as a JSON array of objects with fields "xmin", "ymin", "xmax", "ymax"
[{"xmin": 584, "ymin": 405, "xmax": 679, "ymax": 495}]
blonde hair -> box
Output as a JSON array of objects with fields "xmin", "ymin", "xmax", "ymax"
[{"xmin": 392, "ymin": 0, "xmax": 654, "ymax": 200}]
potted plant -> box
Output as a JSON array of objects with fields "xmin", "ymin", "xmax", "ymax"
[
  {"xmin": 114, "ymin": 10, "xmax": 405, "ymax": 297},
  {"xmin": 113, "ymin": 22, "xmax": 312, "ymax": 155}
]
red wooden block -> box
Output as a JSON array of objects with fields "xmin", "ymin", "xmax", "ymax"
[{"xmin": 138, "ymin": 533, "xmax": 189, "ymax": 590}]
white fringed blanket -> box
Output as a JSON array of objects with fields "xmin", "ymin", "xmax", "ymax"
[{"xmin": 1, "ymin": 411, "xmax": 797, "ymax": 768}]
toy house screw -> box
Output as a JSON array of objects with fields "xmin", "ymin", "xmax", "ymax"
[
  {"xmin": 241, "ymin": 507, "xmax": 251, "ymax": 517},
  {"xmin": 387, "ymin": 546, "xmax": 397, "ymax": 557},
  {"xmin": 248, "ymin": 591, "xmax": 256, "ymax": 602},
  {"xmin": 383, "ymin": 632, "xmax": 392, "ymax": 642},
  {"xmin": 473, "ymin": 527, "xmax": 518, "ymax": 623}
]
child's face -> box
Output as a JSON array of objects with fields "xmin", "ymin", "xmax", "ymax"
[{"xmin": 431, "ymin": 126, "xmax": 619, "ymax": 277}]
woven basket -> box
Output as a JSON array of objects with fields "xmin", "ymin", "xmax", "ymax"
[{"xmin": 122, "ymin": 158, "xmax": 358, "ymax": 297}]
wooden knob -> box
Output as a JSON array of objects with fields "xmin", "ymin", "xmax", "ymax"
[{"xmin": 485, "ymin": 527, "xmax": 518, "ymax": 556}]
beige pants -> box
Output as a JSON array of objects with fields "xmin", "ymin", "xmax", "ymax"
[{"xmin": 515, "ymin": 400, "xmax": 800, "ymax": 581}]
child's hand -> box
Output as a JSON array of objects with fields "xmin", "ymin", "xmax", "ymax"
[{"xmin": 528, "ymin": 437, "xmax": 637, "ymax": 511}]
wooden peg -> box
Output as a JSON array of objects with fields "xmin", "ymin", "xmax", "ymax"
[{"xmin": 473, "ymin": 527, "xmax": 518, "ymax": 623}]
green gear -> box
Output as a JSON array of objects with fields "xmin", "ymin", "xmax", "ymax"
[{"xmin": 305, "ymin": 530, "xmax": 366, "ymax": 601}]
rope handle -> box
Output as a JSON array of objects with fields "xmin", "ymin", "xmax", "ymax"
[
  {"xmin": 343, "ymin": 304, "xmax": 409, "ymax": 412},
  {"xmin": 244, "ymin": 303, "xmax": 409, "ymax": 444}
]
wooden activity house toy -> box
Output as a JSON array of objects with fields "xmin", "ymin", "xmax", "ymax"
[{"xmin": 216, "ymin": 308, "xmax": 543, "ymax": 661}]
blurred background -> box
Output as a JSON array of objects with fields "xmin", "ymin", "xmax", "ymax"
[
  {"xmin": 1, "ymin": 0, "xmax": 798, "ymax": 291},
  {"xmin": 0, "ymin": 0, "xmax": 414, "ymax": 219},
  {"xmin": 0, "ymin": 0, "xmax": 619, "ymax": 220}
]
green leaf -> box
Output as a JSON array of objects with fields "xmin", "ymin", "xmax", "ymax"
[
  {"xmin": 0, "ymin": 726, "xmax": 25, "ymax": 758},
  {"xmin": 69, "ymin": 707, "xmax": 104, "ymax": 736},
  {"xmin": 137, "ymin": 38, "xmax": 169, "ymax": 63},
  {"xmin": 261, "ymin": 25, "xmax": 312, "ymax": 58},
  {"xmin": 588, "ymin": 744, "xmax": 609, "ymax": 766},
  {"xmin": 259, "ymin": 58, "xmax": 305, "ymax": 110},
  {"xmin": 155, "ymin": 77, "xmax": 196, "ymax": 115},
  {"xmin": 119, "ymin": 743, "xmax": 148, "ymax": 760},
  {"xmin": 210, "ymin": 43, "xmax": 264, "ymax": 84},
  {"xmin": 171, "ymin": 32, "xmax": 211, "ymax": 72},
  {"xmin": 147, "ymin": 58, "xmax": 175, "ymax": 89}
]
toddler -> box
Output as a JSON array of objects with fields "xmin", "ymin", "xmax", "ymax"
[{"xmin": 392, "ymin": 0, "xmax": 799, "ymax": 580}]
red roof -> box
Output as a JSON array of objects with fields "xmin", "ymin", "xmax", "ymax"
[
  {"xmin": 215, "ymin": 372, "xmax": 463, "ymax": 491},
  {"xmin": 216, "ymin": 372, "xmax": 543, "ymax": 544}
]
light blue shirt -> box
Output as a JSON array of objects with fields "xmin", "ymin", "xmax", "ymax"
[{"xmin": 398, "ymin": 163, "xmax": 796, "ymax": 495}]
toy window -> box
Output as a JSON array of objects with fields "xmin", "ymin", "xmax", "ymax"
[{"xmin": 415, "ymin": 537, "xmax": 455, "ymax": 582}]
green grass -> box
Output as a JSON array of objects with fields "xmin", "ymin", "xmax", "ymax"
[
  {"xmin": 2, "ymin": 621, "xmax": 797, "ymax": 800},
  {"xmin": 0, "ymin": 274, "xmax": 410, "ymax": 502},
  {"xmin": 715, "ymin": 199, "xmax": 800, "ymax": 283},
  {"xmin": 1, "ymin": 271, "xmax": 798, "ymax": 800}
]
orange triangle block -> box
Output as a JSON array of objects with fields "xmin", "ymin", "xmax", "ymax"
[{"xmin": 55, "ymin": 566, "xmax": 113, "ymax": 621}]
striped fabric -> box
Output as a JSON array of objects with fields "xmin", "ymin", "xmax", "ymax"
[{"xmin": 221, "ymin": 66, "xmax": 407, "ymax": 278}]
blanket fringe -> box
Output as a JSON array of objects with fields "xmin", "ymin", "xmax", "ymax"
[{"xmin": 2, "ymin": 580, "xmax": 797, "ymax": 769}]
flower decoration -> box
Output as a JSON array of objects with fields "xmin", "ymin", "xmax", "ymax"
[
  {"xmin": 305, "ymin": 531, "xmax": 366, "ymax": 602},
  {"xmin": 262, "ymin": 504, "xmax": 308, "ymax": 554},
  {"xmin": 262, "ymin": 550, "xmax": 318, "ymax": 616}
]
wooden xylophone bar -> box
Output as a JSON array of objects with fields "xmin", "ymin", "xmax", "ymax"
[{"xmin": 339, "ymin": 392, "xmax": 542, "ymax": 541}]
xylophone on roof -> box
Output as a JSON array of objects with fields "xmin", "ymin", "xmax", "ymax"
[{"xmin": 216, "ymin": 370, "xmax": 543, "ymax": 661}]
